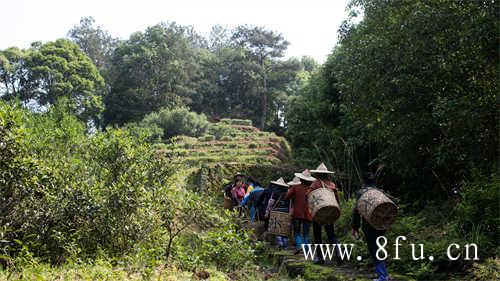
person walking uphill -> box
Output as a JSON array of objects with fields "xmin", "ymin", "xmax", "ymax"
[
  {"xmin": 256, "ymin": 177, "xmax": 290, "ymax": 249},
  {"xmin": 286, "ymin": 175, "xmax": 313, "ymax": 254},
  {"xmin": 352, "ymin": 172, "xmax": 390, "ymax": 281},
  {"xmin": 309, "ymin": 163, "xmax": 343, "ymax": 265}
]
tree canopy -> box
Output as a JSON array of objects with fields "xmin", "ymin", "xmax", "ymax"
[
  {"xmin": 67, "ymin": 16, "xmax": 117, "ymax": 71},
  {"xmin": 0, "ymin": 39, "xmax": 105, "ymax": 123},
  {"xmin": 285, "ymin": 0, "xmax": 498, "ymax": 197}
]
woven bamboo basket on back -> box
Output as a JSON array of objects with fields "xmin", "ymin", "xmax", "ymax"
[
  {"xmin": 357, "ymin": 189, "xmax": 397, "ymax": 230},
  {"xmin": 223, "ymin": 196, "xmax": 233, "ymax": 209},
  {"xmin": 268, "ymin": 210, "xmax": 291, "ymax": 236},
  {"xmin": 307, "ymin": 188, "xmax": 341, "ymax": 225}
]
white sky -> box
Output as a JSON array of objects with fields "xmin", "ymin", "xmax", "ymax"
[{"xmin": 0, "ymin": 0, "xmax": 351, "ymax": 63}]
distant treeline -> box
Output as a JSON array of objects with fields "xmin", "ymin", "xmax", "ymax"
[
  {"xmin": 1, "ymin": 18, "xmax": 307, "ymax": 131},
  {"xmin": 0, "ymin": 0, "xmax": 498, "ymax": 200}
]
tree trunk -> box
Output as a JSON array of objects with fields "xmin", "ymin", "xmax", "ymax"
[
  {"xmin": 259, "ymin": 77, "xmax": 267, "ymax": 130},
  {"xmin": 165, "ymin": 237, "xmax": 173, "ymax": 262}
]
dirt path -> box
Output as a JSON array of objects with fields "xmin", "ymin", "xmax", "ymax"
[{"xmin": 264, "ymin": 247, "xmax": 415, "ymax": 281}]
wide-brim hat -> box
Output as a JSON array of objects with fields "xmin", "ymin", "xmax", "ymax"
[
  {"xmin": 233, "ymin": 172, "xmax": 245, "ymax": 179},
  {"xmin": 294, "ymin": 169, "xmax": 316, "ymax": 182},
  {"xmin": 270, "ymin": 177, "xmax": 289, "ymax": 188},
  {"xmin": 310, "ymin": 163, "xmax": 335, "ymax": 174},
  {"xmin": 287, "ymin": 177, "xmax": 301, "ymax": 186}
]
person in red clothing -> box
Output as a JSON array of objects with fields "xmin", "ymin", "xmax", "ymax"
[
  {"xmin": 309, "ymin": 163, "xmax": 343, "ymax": 264},
  {"xmin": 287, "ymin": 170, "xmax": 316, "ymax": 254},
  {"xmin": 231, "ymin": 179, "xmax": 246, "ymax": 204},
  {"xmin": 309, "ymin": 163, "xmax": 340, "ymax": 204}
]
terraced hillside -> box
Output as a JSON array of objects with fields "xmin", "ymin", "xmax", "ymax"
[
  {"xmin": 155, "ymin": 119, "xmax": 291, "ymax": 166},
  {"xmin": 154, "ymin": 119, "xmax": 296, "ymax": 193}
]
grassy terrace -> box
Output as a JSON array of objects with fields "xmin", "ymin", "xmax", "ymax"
[{"xmin": 155, "ymin": 119, "xmax": 291, "ymax": 167}]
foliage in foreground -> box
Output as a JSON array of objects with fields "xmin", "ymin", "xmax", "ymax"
[
  {"xmin": 1, "ymin": 101, "xmax": 166, "ymax": 262},
  {"xmin": 0, "ymin": 103, "xmax": 264, "ymax": 276}
]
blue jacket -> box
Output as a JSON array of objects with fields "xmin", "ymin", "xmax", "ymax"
[{"xmin": 241, "ymin": 186, "xmax": 264, "ymax": 207}]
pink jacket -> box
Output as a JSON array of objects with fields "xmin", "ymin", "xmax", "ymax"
[{"xmin": 231, "ymin": 185, "xmax": 246, "ymax": 202}]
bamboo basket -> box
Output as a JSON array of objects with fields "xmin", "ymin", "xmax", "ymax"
[
  {"xmin": 223, "ymin": 196, "xmax": 233, "ymax": 209},
  {"xmin": 307, "ymin": 188, "xmax": 341, "ymax": 225},
  {"xmin": 268, "ymin": 210, "xmax": 291, "ymax": 236},
  {"xmin": 357, "ymin": 189, "xmax": 397, "ymax": 230}
]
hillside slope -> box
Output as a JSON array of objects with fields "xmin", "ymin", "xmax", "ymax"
[
  {"xmin": 155, "ymin": 119, "xmax": 296, "ymax": 193},
  {"xmin": 156, "ymin": 119, "xmax": 291, "ymax": 166}
]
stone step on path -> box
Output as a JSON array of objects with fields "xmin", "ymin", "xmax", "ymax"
[
  {"xmin": 271, "ymin": 249, "xmax": 372, "ymax": 281},
  {"xmin": 269, "ymin": 248, "xmax": 415, "ymax": 281}
]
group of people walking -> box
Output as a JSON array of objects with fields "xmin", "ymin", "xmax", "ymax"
[{"xmin": 223, "ymin": 163, "xmax": 391, "ymax": 281}]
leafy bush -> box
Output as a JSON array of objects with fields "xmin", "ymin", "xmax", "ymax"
[
  {"xmin": 200, "ymin": 134, "xmax": 215, "ymax": 141},
  {"xmin": 219, "ymin": 118, "xmax": 252, "ymax": 126},
  {"xmin": 141, "ymin": 107, "xmax": 208, "ymax": 140},
  {"xmin": 173, "ymin": 222, "xmax": 257, "ymax": 272},
  {"xmin": 208, "ymin": 123, "xmax": 237, "ymax": 140},
  {"xmin": 0, "ymin": 101, "xmax": 176, "ymax": 263},
  {"xmin": 199, "ymin": 225, "xmax": 257, "ymax": 271},
  {"xmin": 124, "ymin": 122, "xmax": 163, "ymax": 143},
  {"xmin": 470, "ymin": 258, "xmax": 500, "ymax": 281},
  {"xmin": 456, "ymin": 172, "xmax": 499, "ymax": 254}
]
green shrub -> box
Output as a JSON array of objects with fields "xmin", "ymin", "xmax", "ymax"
[
  {"xmin": 196, "ymin": 151, "xmax": 207, "ymax": 157},
  {"xmin": 0, "ymin": 101, "xmax": 176, "ymax": 263},
  {"xmin": 200, "ymin": 134, "xmax": 215, "ymax": 141},
  {"xmin": 220, "ymin": 136, "xmax": 232, "ymax": 141},
  {"xmin": 470, "ymin": 258, "xmax": 500, "ymax": 281},
  {"xmin": 124, "ymin": 122, "xmax": 163, "ymax": 143},
  {"xmin": 141, "ymin": 107, "xmax": 208, "ymax": 140},
  {"xmin": 219, "ymin": 118, "xmax": 252, "ymax": 126},
  {"xmin": 174, "ymin": 224, "xmax": 257, "ymax": 272},
  {"xmin": 456, "ymin": 171, "xmax": 499, "ymax": 254},
  {"xmin": 248, "ymin": 142, "xmax": 258, "ymax": 149},
  {"xmin": 183, "ymin": 142, "xmax": 194, "ymax": 149},
  {"xmin": 208, "ymin": 124, "xmax": 237, "ymax": 140}
]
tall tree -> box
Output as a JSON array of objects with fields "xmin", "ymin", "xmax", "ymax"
[
  {"xmin": 336, "ymin": 0, "xmax": 497, "ymax": 190},
  {"xmin": 0, "ymin": 47, "xmax": 31, "ymax": 100},
  {"xmin": 208, "ymin": 25, "xmax": 230, "ymax": 53},
  {"xmin": 286, "ymin": 0, "xmax": 498, "ymax": 197},
  {"xmin": 231, "ymin": 25, "xmax": 289, "ymax": 129},
  {"xmin": 67, "ymin": 17, "xmax": 117, "ymax": 71},
  {"xmin": 104, "ymin": 23, "xmax": 202, "ymax": 125},
  {"xmin": 0, "ymin": 40, "xmax": 105, "ymax": 123}
]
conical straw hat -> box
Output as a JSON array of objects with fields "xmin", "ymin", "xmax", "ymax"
[
  {"xmin": 294, "ymin": 169, "xmax": 316, "ymax": 182},
  {"xmin": 270, "ymin": 177, "xmax": 289, "ymax": 187},
  {"xmin": 287, "ymin": 177, "xmax": 301, "ymax": 186},
  {"xmin": 310, "ymin": 163, "xmax": 335, "ymax": 174},
  {"xmin": 233, "ymin": 172, "xmax": 245, "ymax": 179}
]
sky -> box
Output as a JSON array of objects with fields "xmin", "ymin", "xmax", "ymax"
[{"xmin": 0, "ymin": 0, "xmax": 351, "ymax": 63}]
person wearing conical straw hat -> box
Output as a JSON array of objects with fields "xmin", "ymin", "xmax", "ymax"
[
  {"xmin": 309, "ymin": 163, "xmax": 343, "ymax": 265},
  {"xmin": 310, "ymin": 163, "xmax": 339, "ymax": 202},
  {"xmin": 255, "ymin": 177, "xmax": 290, "ymax": 249},
  {"xmin": 286, "ymin": 172, "xmax": 315, "ymax": 254}
]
